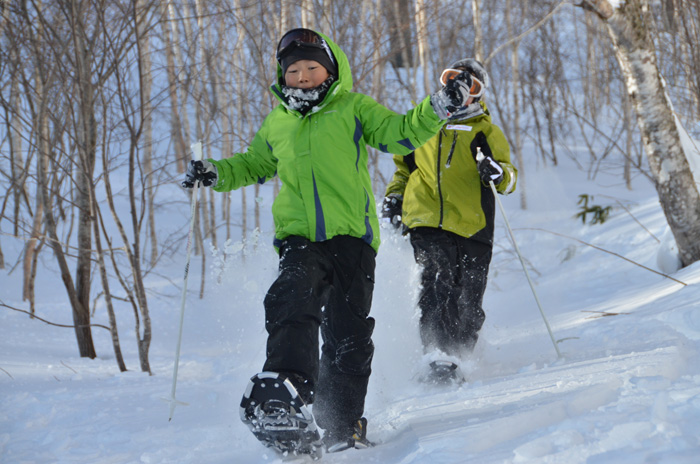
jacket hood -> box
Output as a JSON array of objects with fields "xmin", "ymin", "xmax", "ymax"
[{"xmin": 271, "ymin": 31, "xmax": 352, "ymax": 111}]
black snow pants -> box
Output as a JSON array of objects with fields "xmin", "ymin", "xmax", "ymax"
[
  {"xmin": 409, "ymin": 227, "xmax": 491, "ymax": 356},
  {"xmin": 262, "ymin": 235, "xmax": 376, "ymax": 436}
]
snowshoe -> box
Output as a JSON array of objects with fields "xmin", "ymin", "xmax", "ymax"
[
  {"xmin": 418, "ymin": 360, "xmax": 466, "ymax": 386},
  {"xmin": 240, "ymin": 372, "xmax": 323, "ymax": 461}
]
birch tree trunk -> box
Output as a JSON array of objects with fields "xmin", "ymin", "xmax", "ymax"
[
  {"xmin": 216, "ymin": 11, "xmax": 233, "ymax": 242},
  {"xmin": 301, "ymin": 0, "xmax": 313, "ymax": 29},
  {"xmin": 319, "ymin": 0, "xmax": 332, "ymax": 35},
  {"xmin": 5, "ymin": 3, "xmax": 28, "ymax": 241},
  {"xmin": 368, "ymin": 0, "xmax": 384, "ymax": 192},
  {"xmin": 136, "ymin": 0, "xmax": 158, "ymax": 267},
  {"xmin": 166, "ymin": 0, "xmax": 192, "ymax": 173},
  {"xmin": 27, "ymin": 0, "xmax": 96, "ymax": 355},
  {"xmin": 472, "ymin": 0, "xmax": 484, "ymax": 62},
  {"xmin": 281, "ymin": 0, "xmax": 291, "ymax": 32},
  {"xmin": 623, "ymin": 88, "xmax": 634, "ymax": 189},
  {"xmin": 21, "ymin": 144, "xmax": 44, "ymax": 311},
  {"xmin": 415, "ymin": 0, "xmax": 430, "ymax": 96},
  {"xmin": 585, "ymin": 11, "xmax": 599, "ymax": 119},
  {"xmin": 100, "ymin": 0, "xmax": 155, "ymax": 372},
  {"xmin": 70, "ymin": 0, "xmax": 99, "ymax": 358},
  {"xmin": 393, "ymin": 0, "xmax": 412, "ymax": 68},
  {"xmin": 16, "ymin": 1, "xmax": 46, "ymax": 315},
  {"xmin": 193, "ymin": 1, "xmax": 217, "ymax": 292},
  {"xmin": 583, "ymin": 0, "xmax": 700, "ymax": 267},
  {"xmin": 232, "ymin": 0, "xmax": 250, "ymax": 242},
  {"xmin": 160, "ymin": 1, "xmax": 187, "ymax": 173},
  {"xmin": 1, "ymin": 4, "xmax": 17, "ymax": 269},
  {"xmin": 92, "ymin": 114, "xmax": 127, "ymax": 371},
  {"xmin": 506, "ymin": 0, "xmax": 526, "ymax": 209}
]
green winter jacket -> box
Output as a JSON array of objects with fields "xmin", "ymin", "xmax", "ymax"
[
  {"xmin": 385, "ymin": 103, "xmax": 517, "ymax": 243},
  {"xmin": 211, "ymin": 32, "xmax": 444, "ymax": 252}
]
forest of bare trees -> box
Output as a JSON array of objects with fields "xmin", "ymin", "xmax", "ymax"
[{"xmin": 1, "ymin": 0, "xmax": 699, "ymax": 371}]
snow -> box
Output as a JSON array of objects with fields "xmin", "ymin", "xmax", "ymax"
[{"xmin": 2, "ymin": 151, "xmax": 700, "ymax": 463}]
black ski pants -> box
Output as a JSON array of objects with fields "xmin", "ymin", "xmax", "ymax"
[
  {"xmin": 262, "ymin": 235, "xmax": 376, "ymax": 435},
  {"xmin": 409, "ymin": 227, "xmax": 490, "ymax": 356}
]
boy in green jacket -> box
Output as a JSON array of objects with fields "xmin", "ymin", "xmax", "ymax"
[
  {"xmin": 382, "ymin": 59, "xmax": 517, "ymax": 383},
  {"xmin": 182, "ymin": 29, "xmax": 474, "ymax": 454}
]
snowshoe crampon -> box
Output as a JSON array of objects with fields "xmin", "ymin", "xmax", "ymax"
[
  {"xmin": 240, "ymin": 372, "xmax": 323, "ymax": 460},
  {"xmin": 418, "ymin": 361, "xmax": 466, "ymax": 386}
]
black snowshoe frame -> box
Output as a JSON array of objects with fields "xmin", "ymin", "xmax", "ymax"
[
  {"xmin": 240, "ymin": 372, "xmax": 323, "ymax": 460},
  {"xmin": 419, "ymin": 360, "xmax": 466, "ymax": 385}
]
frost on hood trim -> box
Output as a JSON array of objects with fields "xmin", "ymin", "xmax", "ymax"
[{"xmin": 281, "ymin": 76, "xmax": 335, "ymax": 114}]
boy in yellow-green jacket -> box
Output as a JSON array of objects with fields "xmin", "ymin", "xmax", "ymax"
[
  {"xmin": 382, "ymin": 59, "xmax": 517, "ymax": 383},
  {"xmin": 182, "ymin": 30, "xmax": 475, "ymax": 454}
]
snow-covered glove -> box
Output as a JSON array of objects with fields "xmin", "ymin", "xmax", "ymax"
[
  {"xmin": 182, "ymin": 160, "xmax": 218, "ymax": 188},
  {"xmin": 381, "ymin": 194, "xmax": 403, "ymax": 228},
  {"xmin": 430, "ymin": 71, "xmax": 474, "ymax": 120}
]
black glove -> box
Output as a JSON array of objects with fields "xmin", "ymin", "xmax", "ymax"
[
  {"xmin": 431, "ymin": 71, "xmax": 474, "ymax": 119},
  {"xmin": 471, "ymin": 131, "xmax": 504, "ymax": 185},
  {"xmin": 182, "ymin": 160, "xmax": 218, "ymax": 188},
  {"xmin": 381, "ymin": 194, "xmax": 403, "ymax": 228},
  {"xmin": 477, "ymin": 154, "xmax": 504, "ymax": 185}
]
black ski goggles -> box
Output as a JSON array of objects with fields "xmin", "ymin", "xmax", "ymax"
[{"xmin": 276, "ymin": 28, "xmax": 335, "ymax": 64}]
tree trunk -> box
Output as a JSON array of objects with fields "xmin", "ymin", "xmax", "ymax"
[
  {"xmin": 162, "ymin": 0, "xmax": 188, "ymax": 173},
  {"xmin": 22, "ymin": 162, "xmax": 43, "ymax": 313},
  {"xmin": 301, "ymin": 0, "xmax": 312, "ymax": 29},
  {"xmin": 415, "ymin": 0, "xmax": 430, "ymax": 96},
  {"xmin": 319, "ymin": 0, "xmax": 332, "ymax": 36},
  {"xmin": 472, "ymin": 0, "xmax": 484, "ymax": 62},
  {"xmin": 386, "ymin": 0, "xmax": 412, "ymax": 69},
  {"xmin": 506, "ymin": 0, "xmax": 526, "ymax": 209},
  {"xmin": 18, "ymin": 2, "xmax": 45, "ymax": 315},
  {"xmin": 585, "ymin": 11, "xmax": 599, "ymax": 119},
  {"xmin": 136, "ymin": 0, "xmax": 158, "ymax": 267},
  {"xmin": 233, "ymin": 0, "xmax": 247, "ymax": 242},
  {"xmin": 624, "ymin": 88, "xmax": 633, "ymax": 189},
  {"xmin": 586, "ymin": 0, "xmax": 700, "ymax": 267},
  {"xmin": 21, "ymin": 0, "xmax": 97, "ymax": 356},
  {"xmin": 368, "ymin": 0, "xmax": 384, "ymax": 192},
  {"xmin": 91, "ymin": 171, "xmax": 127, "ymax": 372},
  {"xmin": 37, "ymin": 71, "xmax": 96, "ymax": 357},
  {"xmin": 70, "ymin": 0, "xmax": 98, "ymax": 358}
]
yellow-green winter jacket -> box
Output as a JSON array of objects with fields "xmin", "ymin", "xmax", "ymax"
[
  {"xmin": 384, "ymin": 103, "xmax": 517, "ymax": 244},
  {"xmin": 210, "ymin": 32, "xmax": 444, "ymax": 252}
]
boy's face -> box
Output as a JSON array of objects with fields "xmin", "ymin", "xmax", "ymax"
[{"xmin": 284, "ymin": 60, "xmax": 330, "ymax": 89}]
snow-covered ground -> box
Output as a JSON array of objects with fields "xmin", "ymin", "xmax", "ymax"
[{"xmin": 2, "ymin": 154, "xmax": 700, "ymax": 463}]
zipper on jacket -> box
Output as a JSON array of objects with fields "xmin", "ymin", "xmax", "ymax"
[
  {"xmin": 437, "ymin": 129, "xmax": 444, "ymax": 228},
  {"xmin": 445, "ymin": 131, "xmax": 458, "ymax": 167}
]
